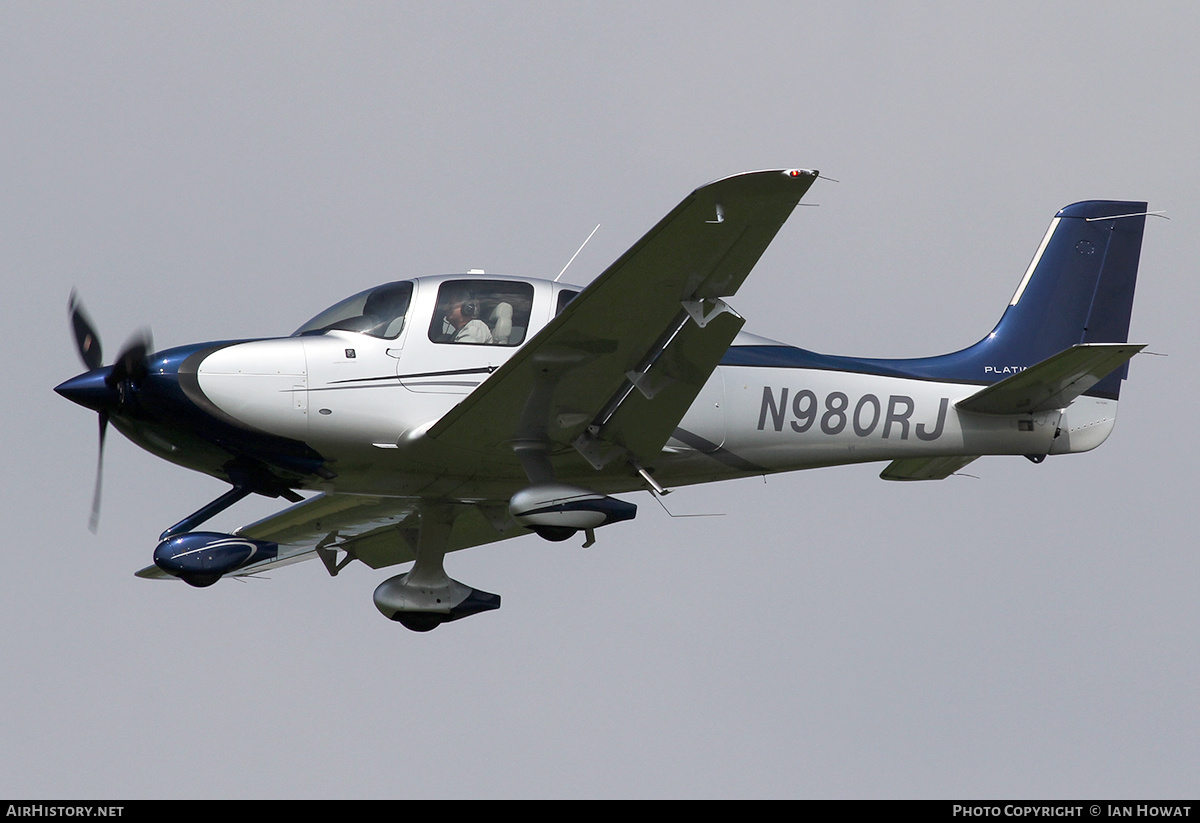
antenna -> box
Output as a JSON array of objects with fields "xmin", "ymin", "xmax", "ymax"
[{"xmin": 555, "ymin": 224, "xmax": 600, "ymax": 282}]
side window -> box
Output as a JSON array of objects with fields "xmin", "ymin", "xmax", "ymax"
[
  {"xmin": 428, "ymin": 279, "xmax": 535, "ymax": 346},
  {"xmin": 555, "ymin": 289, "xmax": 579, "ymax": 316}
]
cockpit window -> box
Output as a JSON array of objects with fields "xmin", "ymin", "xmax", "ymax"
[
  {"xmin": 292, "ymin": 281, "xmax": 414, "ymax": 339},
  {"xmin": 428, "ymin": 279, "xmax": 534, "ymax": 346}
]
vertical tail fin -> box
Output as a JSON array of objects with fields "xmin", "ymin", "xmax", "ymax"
[
  {"xmin": 975, "ymin": 201, "xmax": 1147, "ymax": 397},
  {"xmin": 876, "ymin": 200, "xmax": 1151, "ymax": 398}
]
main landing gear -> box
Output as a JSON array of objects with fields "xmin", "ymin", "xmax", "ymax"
[{"xmin": 372, "ymin": 503, "xmax": 501, "ymax": 631}]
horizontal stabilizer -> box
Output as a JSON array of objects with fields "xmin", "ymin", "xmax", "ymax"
[
  {"xmin": 880, "ymin": 455, "xmax": 979, "ymax": 481},
  {"xmin": 956, "ymin": 343, "xmax": 1144, "ymax": 415}
]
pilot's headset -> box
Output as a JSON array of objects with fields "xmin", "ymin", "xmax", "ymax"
[{"xmin": 460, "ymin": 297, "xmax": 480, "ymax": 319}]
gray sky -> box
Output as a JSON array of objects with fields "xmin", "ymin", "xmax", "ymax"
[{"xmin": 2, "ymin": 1, "xmax": 1196, "ymax": 799}]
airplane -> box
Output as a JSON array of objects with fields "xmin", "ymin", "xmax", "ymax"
[{"xmin": 55, "ymin": 169, "xmax": 1150, "ymax": 631}]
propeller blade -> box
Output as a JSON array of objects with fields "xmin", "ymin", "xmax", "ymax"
[
  {"xmin": 108, "ymin": 330, "xmax": 153, "ymax": 386},
  {"xmin": 68, "ymin": 290, "xmax": 104, "ymax": 371},
  {"xmin": 89, "ymin": 410, "xmax": 108, "ymax": 533}
]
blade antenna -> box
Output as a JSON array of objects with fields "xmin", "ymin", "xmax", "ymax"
[{"xmin": 554, "ymin": 224, "xmax": 600, "ymax": 282}]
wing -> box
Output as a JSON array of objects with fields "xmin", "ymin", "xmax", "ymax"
[
  {"xmin": 427, "ymin": 169, "xmax": 819, "ymax": 475},
  {"xmin": 134, "ymin": 492, "xmax": 526, "ymax": 579}
]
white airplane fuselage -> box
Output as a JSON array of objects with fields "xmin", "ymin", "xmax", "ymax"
[{"xmin": 115, "ymin": 272, "xmax": 1115, "ymax": 504}]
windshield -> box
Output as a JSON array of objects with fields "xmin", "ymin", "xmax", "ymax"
[{"xmin": 292, "ymin": 281, "xmax": 414, "ymax": 339}]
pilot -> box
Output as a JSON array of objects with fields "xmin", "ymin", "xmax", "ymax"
[{"xmin": 445, "ymin": 299, "xmax": 493, "ymax": 344}]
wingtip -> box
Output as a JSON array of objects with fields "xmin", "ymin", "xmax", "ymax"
[{"xmin": 698, "ymin": 168, "xmax": 821, "ymax": 199}]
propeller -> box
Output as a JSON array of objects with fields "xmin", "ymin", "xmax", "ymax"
[
  {"xmin": 64, "ymin": 291, "xmax": 153, "ymax": 532},
  {"xmin": 69, "ymin": 290, "xmax": 103, "ymax": 371},
  {"xmin": 90, "ymin": 409, "xmax": 107, "ymax": 533}
]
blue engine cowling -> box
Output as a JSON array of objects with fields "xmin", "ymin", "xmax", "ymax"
[{"xmin": 153, "ymin": 532, "xmax": 278, "ymax": 587}]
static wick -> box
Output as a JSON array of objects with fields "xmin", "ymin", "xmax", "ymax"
[{"xmin": 649, "ymin": 491, "xmax": 723, "ymax": 519}]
